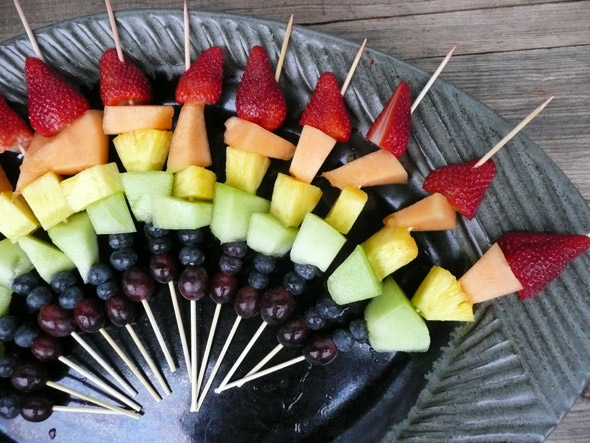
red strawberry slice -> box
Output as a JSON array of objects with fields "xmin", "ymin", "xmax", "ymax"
[
  {"xmin": 176, "ymin": 46, "xmax": 224, "ymax": 105},
  {"xmin": 25, "ymin": 57, "xmax": 90, "ymax": 137},
  {"xmin": 366, "ymin": 81, "xmax": 412, "ymax": 157},
  {"xmin": 423, "ymin": 158, "xmax": 496, "ymax": 219},
  {"xmin": 299, "ymin": 72, "xmax": 351, "ymax": 143},
  {"xmin": 0, "ymin": 94, "xmax": 33, "ymax": 153},
  {"xmin": 497, "ymin": 232, "xmax": 590, "ymax": 299},
  {"xmin": 99, "ymin": 48, "xmax": 152, "ymax": 106},
  {"xmin": 236, "ymin": 46, "xmax": 287, "ymax": 132}
]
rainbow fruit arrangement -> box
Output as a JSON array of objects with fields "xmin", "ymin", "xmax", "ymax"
[{"xmin": 0, "ymin": 11, "xmax": 589, "ymax": 430}]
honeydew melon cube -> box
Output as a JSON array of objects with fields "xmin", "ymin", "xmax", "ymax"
[
  {"xmin": 0, "ymin": 285, "xmax": 12, "ymax": 317},
  {"xmin": 363, "ymin": 227, "xmax": 418, "ymax": 280},
  {"xmin": 22, "ymin": 172, "xmax": 73, "ymax": 230},
  {"xmin": 327, "ymin": 245, "xmax": 383, "ymax": 305},
  {"xmin": 290, "ymin": 213, "xmax": 346, "ymax": 272},
  {"xmin": 365, "ymin": 277, "xmax": 430, "ymax": 352},
  {"xmin": 0, "ymin": 192, "xmax": 39, "ymax": 241},
  {"xmin": 113, "ymin": 129, "xmax": 173, "ymax": 172},
  {"xmin": 270, "ymin": 173, "xmax": 322, "ymax": 228},
  {"xmin": 121, "ymin": 171, "xmax": 174, "ymax": 223},
  {"xmin": 172, "ymin": 165, "xmax": 216, "ymax": 201},
  {"xmin": 325, "ymin": 187, "xmax": 368, "ymax": 234},
  {"xmin": 48, "ymin": 212, "xmax": 99, "ymax": 283},
  {"xmin": 225, "ymin": 146, "xmax": 270, "ymax": 195},
  {"xmin": 0, "ymin": 239, "xmax": 34, "ymax": 288},
  {"xmin": 61, "ymin": 163, "xmax": 124, "ymax": 212},
  {"xmin": 247, "ymin": 213, "xmax": 298, "ymax": 257},
  {"xmin": 211, "ymin": 183, "xmax": 270, "ymax": 244},
  {"xmin": 17, "ymin": 235, "xmax": 75, "ymax": 283},
  {"xmin": 86, "ymin": 192, "xmax": 136, "ymax": 235},
  {"xmin": 152, "ymin": 196, "xmax": 213, "ymax": 230}
]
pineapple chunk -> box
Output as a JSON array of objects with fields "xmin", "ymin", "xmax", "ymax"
[
  {"xmin": 363, "ymin": 226, "xmax": 418, "ymax": 280},
  {"xmin": 173, "ymin": 165, "xmax": 216, "ymax": 201},
  {"xmin": 0, "ymin": 192, "xmax": 39, "ymax": 241},
  {"xmin": 113, "ymin": 129, "xmax": 173, "ymax": 172},
  {"xmin": 325, "ymin": 187, "xmax": 368, "ymax": 234},
  {"xmin": 411, "ymin": 266, "xmax": 474, "ymax": 321},
  {"xmin": 61, "ymin": 163, "xmax": 124, "ymax": 212},
  {"xmin": 22, "ymin": 172, "xmax": 73, "ymax": 230},
  {"xmin": 225, "ymin": 146, "xmax": 270, "ymax": 194},
  {"xmin": 270, "ymin": 173, "xmax": 322, "ymax": 228}
]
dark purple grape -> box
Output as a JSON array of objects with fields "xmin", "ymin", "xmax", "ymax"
[
  {"xmin": 144, "ymin": 223, "xmax": 169, "ymax": 238},
  {"xmin": 74, "ymin": 299, "xmax": 105, "ymax": 333},
  {"xmin": 248, "ymin": 271, "xmax": 269, "ymax": 291},
  {"xmin": 88, "ymin": 263, "xmax": 113, "ymax": 286},
  {"xmin": 260, "ymin": 287, "xmax": 295, "ymax": 325},
  {"xmin": 10, "ymin": 362, "xmax": 47, "ymax": 392},
  {"xmin": 0, "ymin": 316, "xmax": 20, "ymax": 341},
  {"xmin": 219, "ymin": 255, "xmax": 242, "ymax": 274},
  {"xmin": 20, "ymin": 395, "xmax": 53, "ymax": 422},
  {"xmin": 349, "ymin": 319, "xmax": 368, "ymax": 342},
  {"xmin": 294, "ymin": 263, "xmax": 318, "ymax": 281},
  {"xmin": 12, "ymin": 272, "xmax": 42, "ymax": 296},
  {"xmin": 37, "ymin": 303, "xmax": 75, "ymax": 338},
  {"xmin": 234, "ymin": 286, "xmax": 260, "ymax": 318},
  {"xmin": 283, "ymin": 272, "xmax": 306, "ymax": 295},
  {"xmin": 177, "ymin": 229, "xmax": 204, "ymax": 245},
  {"xmin": 50, "ymin": 270, "xmax": 77, "ymax": 293},
  {"xmin": 110, "ymin": 248, "xmax": 138, "ymax": 271},
  {"xmin": 179, "ymin": 246, "xmax": 205, "ymax": 266},
  {"xmin": 316, "ymin": 297, "xmax": 342, "ymax": 320},
  {"xmin": 222, "ymin": 241, "xmax": 247, "ymax": 259},
  {"xmin": 332, "ymin": 329, "xmax": 354, "ymax": 352},
  {"xmin": 277, "ymin": 315, "xmax": 309, "ymax": 347},
  {"xmin": 26, "ymin": 286, "xmax": 53, "ymax": 311},
  {"xmin": 13, "ymin": 323, "xmax": 40, "ymax": 347},
  {"xmin": 0, "ymin": 392, "xmax": 21, "ymax": 419},
  {"xmin": 108, "ymin": 233, "xmax": 134, "ymax": 250},
  {"xmin": 58, "ymin": 286, "xmax": 84, "ymax": 310},
  {"xmin": 304, "ymin": 307, "xmax": 326, "ymax": 330},
  {"xmin": 303, "ymin": 333, "xmax": 339, "ymax": 365},
  {"xmin": 122, "ymin": 266, "xmax": 154, "ymax": 302},
  {"xmin": 0, "ymin": 354, "xmax": 18, "ymax": 378},
  {"xmin": 209, "ymin": 272, "xmax": 238, "ymax": 304},
  {"xmin": 31, "ymin": 334, "xmax": 62, "ymax": 362},
  {"xmin": 105, "ymin": 296, "xmax": 136, "ymax": 326},
  {"xmin": 253, "ymin": 254, "xmax": 276, "ymax": 274},
  {"xmin": 148, "ymin": 236, "xmax": 173, "ymax": 254},
  {"xmin": 149, "ymin": 253, "xmax": 177, "ymax": 284},
  {"xmin": 178, "ymin": 266, "xmax": 208, "ymax": 301},
  {"xmin": 96, "ymin": 280, "xmax": 118, "ymax": 301}
]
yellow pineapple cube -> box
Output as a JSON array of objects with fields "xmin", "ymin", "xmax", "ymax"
[
  {"xmin": 173, "ymin": 165, "xmax": 216, "ymax": 201},
  {"xmin": 362, "ymin": 226, "xmax": 418, "ymax": 280},
  {"xmin": 0, "ymin": 192, "xmax": 39, "ymax": 241},
  {"xmin": 270, "ymin": 173, "xmax": 322, "ymax": 228},
  {"xmin": 225, "ymin": 146, "xmax": 270, "ymax": 194},
  {"xmin": 325, "ymin": 187, "xmax": 368, "ymax": 234},
  {"xmin": 22, "ymin": 172, "xmax": 73, "ymax": 230},
  {"xmin": 113, "ymin": 128, "xmax": 172, "ymax": 172},
  {"xmin": 61, "ymin": 163, "xmax": 124, "ymax": 212}
]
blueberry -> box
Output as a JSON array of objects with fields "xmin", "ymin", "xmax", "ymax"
[
  {"xmin": 50, "ymin": 271, "xmax": 77, "ymax": 293},
  {"xmin": 332, "ymin": 329, "xmax": 355, "ymax": 352},
  {"xmin": 222, "ymin": 242, "xmax": 247, "ymax": 259},
  {"xmin": 294, "ymin": 263, "xmax": 318, "ymax": 281},
  {"xmin": 26, "ymin": 287, "xmax": 53, "ymax": 311},
  {"xmin": 177, "ymin": 229, "xmax": 204, "ymax": 245},
  {"xmin": 248, "ymin": 271, "xmax": 269, "ymax": 290},
  {"xmin": 0, "ymin": 316, "xmax": 20, "ymax": 341},
  {"xmin": 110, "ymin": 249, "xmax": 138, "ymax": 271},
  {"xmin": 349, "ymin": 319, "xmax": 369, "ymax": 342},
  {"xmin": 14, "ymin": 323, "xmax": 40, "ymax": 348},
  {"xmin": 179, "ymin": 246, "xmax": 205, "ymax": 266},
  {"xmin": 96, "ymin": 280, "xmax": 118, "ymax": 301},
  {"xmin": 283, "ymin": 271, "xmax": 306, "ymax": 296},
  {"xmin": 304, "ymin": 307, "xmax": 326, "ymax": 330},
  {"xmin": 144, "ymin": 223, "xmax": 169, "ymax": 238},
  {"xmin": 108, "ymin": 233, "xmax": 134, "ymax": 250},
  {"xmin": 88, "ymin": 263, "xmax": 113, "ymax": 286},
  {"xmin": 316, "ymin": 297, "xmax": 342, "ymax": 320},
  {"xmin": 0, "ymin": 393, "xmax": 21, "ymax": 419},
  {"xmin": 148, "ymin": 236, "xmax": 173, "ymax": 254},
  {"xmin": 12, "ymin": 272, "xmax": 42, "ymax": 296},
  {"xmin": 253, "ymin": 254, "xmax": 276, "ymax": 274},
  {"xmin": 219, "ymin": 255, "xmax": 242, "ymax": 274},
  {"xmin": 58, "ymin": 286, "xmax": 84, "ymax": 310},
  {"xmin": 0, "ymin": 355, "xmax": 18, "ymax": 378}
]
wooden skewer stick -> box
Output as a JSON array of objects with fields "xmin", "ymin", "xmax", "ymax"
[
  {"xmin": 104, "ymin": 0, "xmax": 124, "ymax": 62},
  {"xmin": 190, "ymin": 300, "xmax": 198, "ymax": 411},
  {"xmin": 13, "ymin": 0, "xmax": 44, "ymax": 61},
  {"xmin": 99, "ymin": 328, "xmax": 161, "ymax": 402},
  {"xmin": 52, "ymin": 405, "xmax": 131, "ymax": 415},
  {"xmin": 411, "ymin": 45, "xmax": 456, "ymax": 114},
  {"xmin": 195, "ymin": 303, "xmax": 222, "ymax": 399},
  {"xmin": 218, "ymin": 356, "xmax": 306, "ymax": 393},
  {"xmin": 46, "ymin": 381, "xmax": 140, "ymax": 420},
  {"xmin": 183, "ymin": 0, "xmax": 190, "ymax": 71},
  {"xmin": 241, "ymin": 343, "xmax": 284, "ymax": 383},
  {"xmin": 17, "ymin": 144, "xmax": 26, "ymax": 157},
  {"xmin": 58, "ymin": 356, "xmax": 141, "ymax": 412},
  {"xmin": 474, "ymin": 96, "xmax": 554, "ymax": 168},
  {"xmin": 169, "ymin": 281, "xmax": 192, "ymax": 382},
  {"xmin": 141, "ymin": 299, "xmax": 177, "ymax": 372},
  {"xmin": 70, "ymin": 331, "xmax": 137, "ymax": 397},
  {"xmin": 125, "ymin": 324, "xmax": 170, "ymax": 396},
  {"xmin": 274, "ymin": 15, "xmax": 294, "ymax": 81},
  {"xmin": 340, "ymin": 39, "xmax": 367, "ymax": 96}
]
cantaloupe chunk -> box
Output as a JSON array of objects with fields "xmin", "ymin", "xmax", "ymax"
[
  {"xmin": 323, "ymin": 149, "xmax": 408, "ymax": 190},
  {"xmin": 289, "ymin": 125, "xmax": 337, "ymax": 184},
  {"xmin": 384, "ymin": 193, "xmax": 456, "ymax": 231},
  {"xmin": 168, "ymin": 103, "xmax": 212, "ymax": 171},
  {"xmin": 103, "ymin": 105, "xmax": 174, "ymax": 134},
  {"xmin": 459, "ymin": 243, "xmax": 523, "ymax": 304},
  {"xmin": 224, "ymin": 117, "xmax": 296, "ymax": 160},
  {"xmin": 0, "ymin": 165, "xmax": 12, "ymax": 192}
]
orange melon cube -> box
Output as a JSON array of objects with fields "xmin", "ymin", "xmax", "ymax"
[
  {"xmin": 224, "ymin": 117, "xmax": 296, "ymax": 160},
  {"xmin": 323, "ymin": 149, "xmax": 408, "ymax": 190},
  {"xmin": 384, "ymin": 193, "xmax": 456, "ymax": 231},
  {"xmin": 289, "ymin": 125, "xmax": 337, "ymax": 184},
  {"xmin": 459, "ymin": 243, "xmax": 523, "ymax": 304},
  {"xmin": 103, "ymin": 105, "xmax": 174, "ymax": 135},
  {"xmin": 0, "ymin": 165, "xmax": 12, "ymax": 192},
  {"xmin": 167, "ymin": 103, "xmax": 212, "ymax": 171}
]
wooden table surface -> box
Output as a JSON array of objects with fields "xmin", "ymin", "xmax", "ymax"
[{"xmin": 1, "ymin": 0, "xmax": 589, "ymax": 441}]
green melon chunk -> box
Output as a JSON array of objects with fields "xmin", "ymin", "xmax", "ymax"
[
  {"xmin": 211, "ymin": 183, "xmax": 270, "ymax": 244},
  {"xmin": 365, "ymin": 277, "xmax": 430, "ymax": 352},
  {"xmin": 0, "ymin": 285, "xmax": 12, "ymax": 317},
  {"xmin": 247, "ymin": 213, "xmax": 298, "ymax": 257},
  {"xmin": 327, "ymin": 245, "xmax": 382, "ymax": 305},
  {"xmin": 152, "ymin": 196, "xmax": 213, "ymax": 230},
  {"xmin": 290, "ymin": 213, "xmax": 346, "ymax": 272},
  {"xmin": 48, "ymin": 212, "xmax": 99, "ymax": 283},
  {"xmin": 17, "ymin": 236, "xmax": 75, "ymax": 283},
  {"xmin": 121, "ymin": 171, "xmax": 174, "ymax": 223},
  {"xmin": 86, "ymin": 192, "xmax": 137, "ymax": 234},
  {"xmin": 0, "ymin": 239, "xmax": 34, "ymax": 288}
]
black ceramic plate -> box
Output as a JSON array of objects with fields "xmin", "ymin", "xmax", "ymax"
[{"xmin": 1, "ymin": 10, "xmax": 590, "ymax": 443}]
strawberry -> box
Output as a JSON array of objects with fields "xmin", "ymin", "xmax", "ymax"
[
  {"xmin": 0, "ymin": 94, "xmax": 33, "ymax": 153},
  {"xmin": 497, "ymin": 232, "xmax": 590, "ymax": 299},
  {"xmin": 176, "ymin": 46, "xmax": 224, "ymax": 105},
  {"xmin": 25, "ymin": 57, "xmax": 90, "ymax": 137},
  {"xmin": 423, "ymin": 158, "xmax": 496, "ymax": 219},
  {"xmin": 99, "ymin": 48, "xmax": 152, "ymax": 106},
  {"xmin": 299, "ymin": 72, "xmax": 351, "ymax": 143},
  {"xmin": 366, "ymin": 81, "xmax": 412, "ymax": 157},
  {"xmin": 236, "ymin": 46, "xmax": 287, "ymax": 132}
]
